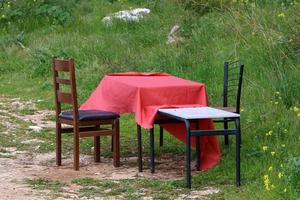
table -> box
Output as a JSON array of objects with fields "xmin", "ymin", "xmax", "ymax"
[{"xmin": 80, "ymin": 72, "xmax": 221, "ymax": 171}]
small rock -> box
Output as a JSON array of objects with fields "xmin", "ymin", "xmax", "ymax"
[
  {"xmin": 0, "ymin": 147, "xmax": 17, "ymax": 153},
  {"xmin": 12, "ymin": 102, "xmax": 22, "ymax": 110},
  {"xmin": 167, "ymin": 25, "xmax": 184, "ymax": 45},
  {"xmin": 28, "ymin": 125, "xmax": 43, "ymax": 132}
]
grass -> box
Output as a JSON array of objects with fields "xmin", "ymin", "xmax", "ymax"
[{"xmin": 0, "ymin": 0, "xmax": 300, "ymax": 199}]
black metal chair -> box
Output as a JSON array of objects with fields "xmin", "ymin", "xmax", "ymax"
[
  {"xmin": 158, "ymin": 107, "xmax": 241, "ymax": 188},
  {"xmin": 158, "ymin": 61, "xmax": 244, "ymax": 147},
  {"xmin": 214, "ymin": 61, "xmax": 244, "ymax": 145}
]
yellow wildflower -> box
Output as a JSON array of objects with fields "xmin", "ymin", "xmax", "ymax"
[
  {"xmin": 274, "ymin": 101, "xmax": 279, "ymax": 105},
  {"xmin": 271, "ymin": 151, "xmax": 275, "ymax": 156},
  {"xmin": 263, "ymin": 175, "xmax": 270, "ymax": 191},
  {"xmin": 266, "ymin": 131, "xmax": 273, "ymax": 136},
  {"xmin": 278, "ymin": 13, "xmax": 286, "ymax": 18},
  {"xmin": 268, "ymin": 166, "xmax": 273, "ymax": 171},
  {"xmin": 284, "ymin": 188, "xmax": 287, "ymax": 192},
  {"xmin": 281, "ymin": 144, "xmax": 285, "ymax": 148},
  {"xmin": 278, "ymin": 172, "xmax": 284, "ymax": 179},
  {"xmin": 297, "ymin": 113, "xmax": 300, "ymax": 117},
  {"xmin": 262, "ymin": 146, "xmax": 268, "ymax": 151},
  {"xmin": 241, "ymin": 108, "xmax": 244, "ymax": 112},
  {"xmin": 271, "ymin": 184, "xmax": 275, "ymax": 189},
  {"xmin": 293, "ymin": 106, "xmax": 299, "ymax": 112}
]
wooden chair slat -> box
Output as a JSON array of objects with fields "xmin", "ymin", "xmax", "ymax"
[
  {"xmin": 56, "ymin": 77, "xmax": 71, "ymax": 85},
  {"xmin": 80, "ymin": 130, "xmax": 113, "ymax": 137},
  {"xmin": 57, "ymin": 91, "xmax": 73, "ymax": 104},
  {"xmin": 54, "ymin": 60, "xmax": 70, "ymax": 72}
]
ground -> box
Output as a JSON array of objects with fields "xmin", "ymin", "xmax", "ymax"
[{"xmin": 0, "ymin": 96, "xmax": 220, "ymax": 199}]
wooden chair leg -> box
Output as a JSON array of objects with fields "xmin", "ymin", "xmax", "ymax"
[
  {"xmin": 73, "ymin": 126, "xmax": 80, "ymax": 171},
  {"xmin": 94, "ymin": 136, "xmax": 101, "ymax": 162},
  {"xmin": 56, "ymin": 122, "xmax": 62, "ymax": 166},
  {"xmin": 111, "ymin": 135, "xmax": 114, "ymax": 152},
  {"xmin": 113, "ymin": 119, "xmax": 120, "ymax": 167}
]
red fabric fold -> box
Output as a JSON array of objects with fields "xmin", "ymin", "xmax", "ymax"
[
  {"xmin": 80, "ymin": 72, "xmax": 221, "ymax": 170},
  {"xmin": 106, "ymin": 72, "xmax": 170, "ymax": 76}
]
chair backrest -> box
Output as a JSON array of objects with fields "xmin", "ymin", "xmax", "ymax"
[
  {"xmin": 51, "ymin": 57, "xmax": 79, "ymax": 121},
  {"xmin": 223, "ymin": 61, "xmax": 244, "ymax": 113}
]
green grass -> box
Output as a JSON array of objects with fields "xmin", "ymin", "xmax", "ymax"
[
  {"xmin": 1, "ymin": 0, "xmax": 300, "ymax": 199},
  {"xmin": 26, "ymin": 178, "xmax": 66, "ymax": 191}
]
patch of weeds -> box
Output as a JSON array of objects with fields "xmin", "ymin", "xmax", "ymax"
[
  {"xmin": 18, "ymin": 108, "xmax": 36, "ymax": 115},
  {"xmin": 72, "ymin": 178, "xmax": 185, "ymax": 199},
  {"xmin": 78, "ymin": 187, "xmax": 104, "ymax": 198},
  {"xmin": 26, "ymin": 178, "xmax": 66, "ymax": 192},
  {"xmin": 0, "ymin": 154, "xmax": 16, "ymax": 158}
]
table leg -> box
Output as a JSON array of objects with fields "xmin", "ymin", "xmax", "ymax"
[
  {"xmin": 159, "ymin": 127, "xmax": 163, "ymax": 147},
  {"xmin": 137, "ymin": 124, "xmax": 143, "ymax": 172},
  {"xmin": 184, "ymin": 120, "xmax": 191, "ymax": 189},
  {"xmin": 149, "ymin": 128, "xmax": 155, "ymax": 173},
  {"xmin": 195, "ymin": 136, "xmax": 200, "ymax": 171}
]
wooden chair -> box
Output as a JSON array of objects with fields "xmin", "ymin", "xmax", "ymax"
[
  {"xmin": 214, "ymin": 61, "xmax": 244, "ymax": 145},
  {"xmin": 51, "ymin": 57, "xmax": 120, "ymax": 170}
]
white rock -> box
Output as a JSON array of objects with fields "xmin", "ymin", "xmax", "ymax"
[
  {"xmin": 28, "ymin": 125, "xmax": 43, "ymax": 132},
  {"xmin": 21, "ymin": 139, "xmax": 44, "ymax": 145},
  {"xmin": 102, "ymin": 8, "xmax": 150, "ymax": 25}
]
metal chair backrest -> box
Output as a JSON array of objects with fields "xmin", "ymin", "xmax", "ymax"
[
  {"xmin": 51, "ymin": 56, "xmax": 79, "ymax": 122},
  {"xmin": 223, "ymin": 61, "xmax": 244, "ymax": 114}
]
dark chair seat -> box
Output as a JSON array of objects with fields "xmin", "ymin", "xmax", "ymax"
[{"xmin": 59, "ymin": 110, "xmax": 119, "ymax": 121}]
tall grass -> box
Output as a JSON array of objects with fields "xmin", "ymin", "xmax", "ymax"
[{"xmin": 0, "ymin": 0, "xmax": 300, "ymax": 199}]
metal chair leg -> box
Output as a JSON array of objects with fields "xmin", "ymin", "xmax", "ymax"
[
  {"xmin": 235, "ymin": 118, "xmax": 241, "ymax": 186},
  {"xmin": 224, "ymin": 119, "xmax": 229, "ymax": 145},
  {"xmin": 137, "ymin": 124, "xmax": 143, "ymax": 172},
  {"xmin": 159, "ymin": 127, "xmax": 163, "ymax": 147},
  {"xmin": 184, "ymin": 120, "xmax": 191, "ymax": 189},
  {"xmin": 195, "ymin": 121, "xmax": 200, "ymax": 171},
  {"xmin": 149, "ymin": 128, "xmax": 155, "ymax": 173}
]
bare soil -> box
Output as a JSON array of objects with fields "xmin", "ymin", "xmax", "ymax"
[{"xmin": 0, "ymin": 96, "xmax": 219, "ymax": 199}]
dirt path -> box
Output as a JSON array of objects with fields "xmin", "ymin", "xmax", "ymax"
[{"xmin": 0, "ymin": 96, "xmax": 220, "ymax": 199}]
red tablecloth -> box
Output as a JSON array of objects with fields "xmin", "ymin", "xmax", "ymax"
[{"xmin": 80, "ymin": 72, "xmax": 221, "ymax": 170}]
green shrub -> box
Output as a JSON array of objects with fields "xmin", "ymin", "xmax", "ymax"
[{"xmin": 0, "ymin": 0, "xmax": 78, "ymax": 29}]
